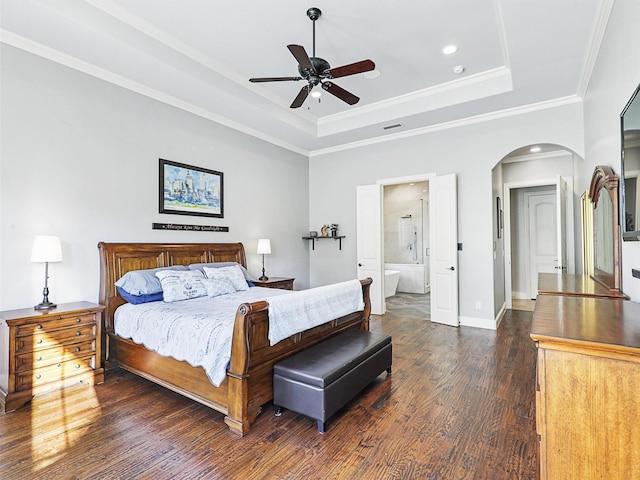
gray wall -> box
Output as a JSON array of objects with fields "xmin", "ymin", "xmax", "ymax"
[
  {"xmin": 583, "ymin": 0, "xmax": 640, "ymax": 301},
  {"xmin": 0, "ymin": 46, "xmax": 309, "ymax": 310},
  {"xmin": 309, "ymin": 105, "xmax": 584, "ymax": 323}
]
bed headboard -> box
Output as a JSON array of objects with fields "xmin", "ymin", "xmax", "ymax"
[{"xmin": 98, "ymin": 242, "xmax": 247, "ymax": 332}]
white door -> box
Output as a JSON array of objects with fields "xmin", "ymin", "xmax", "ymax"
[
  {"xmin": 527, "ymin": 192, "xmax": 557, "ymax": 297},
  {"xmin": 356, "ymin": 184, "xmax": 384, "ymax": 315},
  {"xmin": 429, "ymin": 174, "xmax": 459, "ymax": 326}
]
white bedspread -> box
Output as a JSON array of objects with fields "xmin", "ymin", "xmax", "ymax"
[
  {"xmin": 266, "ymin": 279, "xmax": 365, "ymax": 346},
  {"xmin": 114, "ymin": 287, "xmax": 288, "ymax": 387}
]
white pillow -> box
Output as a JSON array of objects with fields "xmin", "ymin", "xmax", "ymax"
[
  {"xmin": 203, "ymin": 265, "xmax": 249, "ymax": 291},
  {"xmin": 202, "ymin": 277, "xmax": 236, "ymax": 297},
  {"xmin": 155, "ymin": 269, "xmax": 208, "ymax": 302}
]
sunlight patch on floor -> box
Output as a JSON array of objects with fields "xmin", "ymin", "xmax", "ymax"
[{"xmin": 30, "ymin": 383, "xmax": 101, "ymax": 472}]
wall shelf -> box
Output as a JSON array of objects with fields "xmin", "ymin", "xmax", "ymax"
[{"xmin": 302, "ymin": 236, "xmax": 345, "ymax": 250}]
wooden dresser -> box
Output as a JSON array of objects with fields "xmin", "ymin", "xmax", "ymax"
[
  {"xmin": 0, "ymin": 301, "xmax": 105, "ymax": 413},
  {"xmin": 531, "ymin": 294, "xmax": 640, "ymax": 479}
]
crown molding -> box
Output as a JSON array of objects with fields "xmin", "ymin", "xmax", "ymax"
[
  {"xmin": 310, "ymin": 95, "xmax": 583, "ymax": 157},
  {"xmin": 577, "ymin": 0, "xmax": 615, "ymax": 97},
  {"xmin": 1, "ymin": 30, "xmax": 309, "ymax": 157}
]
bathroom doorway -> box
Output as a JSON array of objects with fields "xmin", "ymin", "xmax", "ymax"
[{"xmin": 383, "ymin": 181, "xmax": 431, "ymax": 318}]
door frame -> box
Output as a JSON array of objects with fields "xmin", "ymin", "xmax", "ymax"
[
  {"xmin": 376, "ymin": 173, "xmax": 436, "ymax": 315},
  {"xmin": 503, "ymin": 177, "xmax": 574, "ymax": 309}
]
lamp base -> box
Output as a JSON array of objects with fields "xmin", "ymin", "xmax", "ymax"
[
  {"xmin": 259, "ymin": 274, "xmax": 269, "ymax": 281},
  {"xmin": 34, "ymin": 301, "xmax": 57, "ymax": 310}
]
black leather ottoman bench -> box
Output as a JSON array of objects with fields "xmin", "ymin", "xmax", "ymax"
[{"xmin": 273, "ymin": 329, "xmax": 392, "ymax": 433}]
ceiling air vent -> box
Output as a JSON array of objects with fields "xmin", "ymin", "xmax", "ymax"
[{"xmin": 383, "ymin": 124, "xmax": 402, "ymax": 130}]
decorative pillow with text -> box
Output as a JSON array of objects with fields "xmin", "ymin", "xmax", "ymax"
[
  {"xmin": 203, "ymin": 265, "xmax": 249, "ymax": 291},
  {"xmin": 155, "ymin": 269, "xmax": 208, "ymax": 302}
]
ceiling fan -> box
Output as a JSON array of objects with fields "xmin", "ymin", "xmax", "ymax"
[{"xmin": 249, "ymin": 7, "xmax": 376, "ymax": 108}]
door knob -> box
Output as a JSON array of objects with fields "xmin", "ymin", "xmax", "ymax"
[
  {"xmin": 448, "ymin": 266, "xmax": 455, "ymax": 271},
  {"xmin": 358, "ymin": 263, "xmax": 363, "ymax": 267}
]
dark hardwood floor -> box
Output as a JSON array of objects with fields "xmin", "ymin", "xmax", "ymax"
[{"xmin": 0, "ymin": 309, "xmax": 538, "ymax": 479}]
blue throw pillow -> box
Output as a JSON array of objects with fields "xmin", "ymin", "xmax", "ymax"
[
  {"xmin": 117, "ymin": 286, "xmax": 163, "ymax": 304},
  {"xmin": 115, "ymin": 265, "xmax": 188, "ymax": 295}
]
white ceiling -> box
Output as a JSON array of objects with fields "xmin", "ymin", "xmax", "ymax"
[{"xmin": 1, "ymin": 0, "xmax": 612, "ymax": 155}]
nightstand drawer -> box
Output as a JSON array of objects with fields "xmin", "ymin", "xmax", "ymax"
[
  {"xmin": 15, "ymin": 313, "xmax": 97, "ymax": 337},
  {"xmin": 15, "ymin": 340, "xmax": 96, "ymax": 372},
  {"xmin": 15, "ymin": 354, "xmax": 96, "ymax": 390},
  {"xmin": 15, "ymin": 324, "xmax": 97, "ymax": 354}
]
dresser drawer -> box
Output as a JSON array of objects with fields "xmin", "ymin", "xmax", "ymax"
[
  {"xmin": 15, "ymin": 354, "xmax": 96, "ymax": 390},
  {"xmin": 15, "ymin": 324, "xmax": 97, "ymax": 354},
  {"xmin": 15, "ymin": 340, "xmax": 96, "ymax": 373},
  {"xmin": 15, "ymin": 313, "xmax": 97, "ymax": 337}
]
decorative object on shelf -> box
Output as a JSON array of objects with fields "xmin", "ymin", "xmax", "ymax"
[
  {"xmin": 159, "ymin": 158, "xmax": 224, "ymax": 218},
  {"xmin": 257, "ymin": 238, "xmax": 272, "ymax": 281},
  {"xmin": 320, "ymin": 225, "xmax": 329, "ymax": 237},
  {"xmin": 309, "ymin": 231, "xmax": 318, "ymax": 237},
  {"xmin": 329, "ymin": 224, "xmax": 339, "ymax": 237},
  {"xmin": 31, "ymin": 235, "xmax": 63, "ymax": 310}
]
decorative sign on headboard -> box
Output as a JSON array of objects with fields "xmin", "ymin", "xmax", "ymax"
[{"xmin": 152, "ymin": 223, "xmax": 229, "ymax": 232}]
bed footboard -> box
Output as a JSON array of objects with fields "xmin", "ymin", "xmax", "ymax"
[{"xmin": 224, "ymin": 278, "xmax": 372, "ymax": 436}]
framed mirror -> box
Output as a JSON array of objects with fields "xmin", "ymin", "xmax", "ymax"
[
  {"xmin": 621, "ymin": 83, "xmax": 640, "ymax": 241},
  {"xmin": 589, "ymin": 165, "xmax": 621, "ymax": 292}
]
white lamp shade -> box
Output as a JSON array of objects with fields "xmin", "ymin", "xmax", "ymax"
[
  {"xmin": 31, "ymin": 235, "xmax": 63, "ymax": 263},
  {"xmin": 256, "ymin": 238, "xmax": 271, "ymax": 255}
]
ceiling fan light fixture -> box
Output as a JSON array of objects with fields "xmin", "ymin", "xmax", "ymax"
[
  {"xmin": 311, "ymin": 90, "xmax": 322, "ymax": 98},
  {"xmin": 248, "ymin": 7, "xmax": 375, "ymax": 108}
]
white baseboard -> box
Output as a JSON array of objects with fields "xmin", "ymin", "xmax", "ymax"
[{"xmin": 459, "ymin": 315, "xmax": 498, "ymax": 330}]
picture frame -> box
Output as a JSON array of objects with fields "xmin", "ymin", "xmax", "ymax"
[
  {"xmin": 496, "ymin": 196, "xmax": 502, "ymax": 238},
  {"xmin": 159, "ymin": 159, "xmax": 224, "ymax": 218}
]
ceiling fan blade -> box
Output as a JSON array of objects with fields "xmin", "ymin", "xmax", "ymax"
[
  {"xmin": 322, "ymin": 81, "xmax": 359, "ymax": 105},
  {"xmin": 249, "ymin": 76, "xmax": 303, "ymax": 83},
  {"xmin": 290, "ymin": 85, "xmax": 311, "ymax": 108},
  {"xmin": 325, "ymin": 59, "xmax": 375, "ymax": 79},
  {"xmin": 287, "ymin": 44, "xmax": 315, "ymax": 73}
]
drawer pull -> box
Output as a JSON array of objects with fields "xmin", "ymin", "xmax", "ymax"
[
  {"xmin": 75, "ymin": 364, "xmax": 81, "ymax": 369},
  {"xmin": 35, "ymin": 374, "xmax": 42, "ymax": 380},
  {"xmin": 75, "ymin": 347, "xmax": 81, "ymax": 352},
  {"xmin": 57, "ymin": 363, "xmax": 61, "ymax": 368},
  {"xmin": 36, "ymin": 356, "xmax": 42, "ymax": 361},
  {"xmin": 37, "ymin": 339, "xmax": 43, "ymax": 344},
  {"xmin": 76, "ymin": 318, "xmax": 82, "ymax": 323},
  {"xmin": 37, "ymin": 324, "xmax": 43, "ymax": 329},
  {"xmin": 76, "ymin": 331, "xmax": 82, "ymax": 336}
]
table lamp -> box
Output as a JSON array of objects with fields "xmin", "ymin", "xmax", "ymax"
[
  {"xmin": 257, "ymin": 238, "xmax": 271, "ymax": 281},
  {"xmin": 31, "ymin": 235, "xmax": 63, "ymax": 310}
]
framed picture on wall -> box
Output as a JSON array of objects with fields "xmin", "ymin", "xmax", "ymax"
[
  {"xmin": 496, "ymin": 196, "xmax": 502, "ymax": 238},
  {"xmin": 159, "ymin": 159, "xmax": 224, "ymax": 218}
]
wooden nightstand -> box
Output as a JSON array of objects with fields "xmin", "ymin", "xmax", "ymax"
[
  {"xmin": 0, "ymin": 301, "xmax": 105, "ymax": 414},
  {"xmin": 252, "ymin": 277, "xmax": 295, "ymax": 290}
]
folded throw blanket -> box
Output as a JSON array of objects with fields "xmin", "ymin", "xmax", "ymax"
[{"xmin": 267, "ymin": 279, "xmax": 365, "ymax": 345}]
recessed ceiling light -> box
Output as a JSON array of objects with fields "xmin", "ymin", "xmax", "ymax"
[
  {"xmin": 311, "ymin": 90, "xmax": 321, "ymax": 98},
  {"xmin": 442, "ymin": 44, "xmax": 458, "ymax": 55},
  {"xmin": 364, "ymin": 69, "xmax": 381, "ymax": 79},
  {"xmin": 530, "ymin": 146, "xmax": 542, "ymax": 153},
  {"xmin": 452, "ymin": 65, "xmax": 465, "ymax": 74}
]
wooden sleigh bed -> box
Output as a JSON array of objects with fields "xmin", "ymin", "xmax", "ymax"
[{"xmin": 98, "ymin": 242, "xmax": 371, "ymax": 436}]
